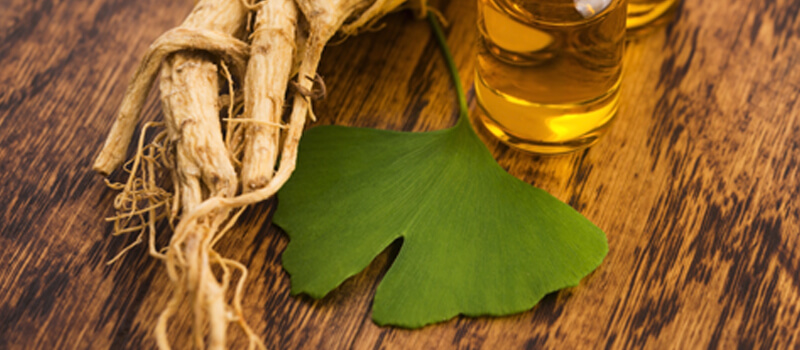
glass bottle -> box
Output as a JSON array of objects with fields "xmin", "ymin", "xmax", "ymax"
[{"xmin": 475, "ymin": 0, "xmax": 627, "ymax": 154}]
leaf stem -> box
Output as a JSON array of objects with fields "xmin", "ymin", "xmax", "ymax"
[{"xmin": 427, "ymin": 11, "xmax": 470, "ymax": 121}]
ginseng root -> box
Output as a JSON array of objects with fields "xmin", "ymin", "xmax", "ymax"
[{"xmin": 95, "ymin": 0, "xmax": 426, "ymax": 348}]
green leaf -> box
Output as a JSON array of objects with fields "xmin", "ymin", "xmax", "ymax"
[
  {"xmin": 271, "ymin": 12, "xmax": 607, "ymax": 328},
  {"xmin": 272, "ymin": 118, "xmax": 607, "ymax": 327}
]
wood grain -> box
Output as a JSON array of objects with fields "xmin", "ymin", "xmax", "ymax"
[{"xmin": 1, "ymin": 0, "xmax": 799, "ymax": 348}]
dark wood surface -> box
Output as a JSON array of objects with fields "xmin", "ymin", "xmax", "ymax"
[{"xmin": 2, "ymin": 0, "xmax": 799, "ymax": 348}]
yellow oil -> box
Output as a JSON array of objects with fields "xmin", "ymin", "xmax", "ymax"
[
  {"xmin": 626, "ymin": 0, "xmax": 679, "ymax": 32},
  {"xmin": 475, "ymin": 0, "xmax": 626, "ymax": 154}
]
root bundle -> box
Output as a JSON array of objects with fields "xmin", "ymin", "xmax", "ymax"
[{"xmin": 95, "ymin": 0, "xmax": 426, "ymax": 348}]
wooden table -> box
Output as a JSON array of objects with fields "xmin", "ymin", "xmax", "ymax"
[{"xmin": 2, "ymin": 0, "xmax": 799, "ymax": 348}]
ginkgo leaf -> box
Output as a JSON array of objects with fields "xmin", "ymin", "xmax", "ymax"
[
  {"xmin": 272, "ymin": 118, "xmax": 607, "ymax": 328},
  {"xmin": 271, "ymin": 13, "xmax": 608, "ymax": 328}
]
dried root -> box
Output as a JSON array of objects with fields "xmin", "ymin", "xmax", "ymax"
[
  {"xmin": 241, "ymin": 0, "xmax": 298, "ymax": 192},
  {"xmin": 96, "ymin": 0, "xmax": 428, "ymax": 348}
]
